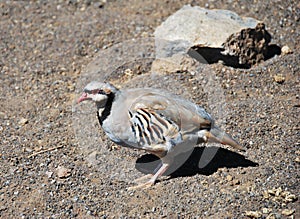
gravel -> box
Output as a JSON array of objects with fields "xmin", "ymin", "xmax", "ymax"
[{"xmin": 0, "ymin": 0, "xmax": 299, "ymax": 218}]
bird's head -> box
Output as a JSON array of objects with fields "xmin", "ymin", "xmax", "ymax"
[{"xmin": 77, "ymin": 81, "xmax": 118, "ymax": 108}]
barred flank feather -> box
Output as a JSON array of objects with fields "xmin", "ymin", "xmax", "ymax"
[{"xmin": 128, "ymin": 109, "xmax": 180, "ymax": 146}]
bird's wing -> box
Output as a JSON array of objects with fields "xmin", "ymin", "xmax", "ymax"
[
  {"xmin": 127, "ymin": 91, "xmax": 212, "ymax": 148},
  {"xmin": 127, "ymin": 92, "xmax": 181, "ymax": 149},
  {"xmin": 128, "ymin": 108, "xmax": 180, "ymax": 146}
]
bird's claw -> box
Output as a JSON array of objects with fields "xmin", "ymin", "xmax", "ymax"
[
  {"xmin": 127, "ymin": 180, "xmax": 155, "ymax": 190},
  {"xmin": 133, "ymin": 174, "xmax": 153, "ymax": 183}
]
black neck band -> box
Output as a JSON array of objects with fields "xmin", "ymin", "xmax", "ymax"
[{"xmin": 97, "ymin": 93, "xmax": 115, "ymax": 126}]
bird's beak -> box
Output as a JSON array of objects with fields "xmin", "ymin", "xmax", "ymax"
[{"xmin": 77, "ymin": 92, "xmax": 89, "ymax": 103}]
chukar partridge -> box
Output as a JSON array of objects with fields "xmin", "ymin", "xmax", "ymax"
[{"xmin": 78, "ymin": 81, "xmax": 245, "ymax": 189}]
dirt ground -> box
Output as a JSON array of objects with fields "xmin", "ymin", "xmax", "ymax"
[{"xmin": 0, "ymin": 0, "xmax": 299, "ymax": 218}]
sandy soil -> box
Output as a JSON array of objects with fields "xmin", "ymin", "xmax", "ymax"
[{"xmin": 0, "ymin": 0, "xmax": 299, "ymax": 218}]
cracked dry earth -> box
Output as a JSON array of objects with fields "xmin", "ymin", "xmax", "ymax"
[{"xmin": 0, "ymin": 0, "xmax": 299, "ymax": 218}]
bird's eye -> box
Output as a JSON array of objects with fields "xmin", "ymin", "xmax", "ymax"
[
  {"xmin": 90, "ymin": 89, "xmax": 100, "ymax": 95},
  {"xmin": 98, "ymin": 89, "xmax": 106, "ymax": 94}
]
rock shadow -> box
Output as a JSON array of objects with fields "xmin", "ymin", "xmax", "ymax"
[
  {"xmin": 188, "ymin": 45, "xmax": 281, "ymax": 69},
  {"xmin": 135, "ymin": 146, "xmax": 258, "ymax": 178}
]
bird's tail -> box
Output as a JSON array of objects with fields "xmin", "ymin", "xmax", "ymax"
[{"xmin": 207, "ymin": 126, "xmax": 245, "ymax": 151}]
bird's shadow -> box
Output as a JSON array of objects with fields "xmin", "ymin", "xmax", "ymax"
[{"xmin": 135, "ymin": 146, "xmax": 258, "ymax": 178}]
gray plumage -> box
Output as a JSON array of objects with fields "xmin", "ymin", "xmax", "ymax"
[{"xmin": 78, "ymin": 81, "xmax": 245, "ymax": 189}]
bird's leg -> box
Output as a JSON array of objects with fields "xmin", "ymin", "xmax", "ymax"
[
  {"xmin": 133, "ymin": 160, "xmax": 167, "ymax": 183},
  {"xmin": 128, "ymin": 163, "xmax": 169, "ymax": 190},
  {"xmin": 128, "ymin": 145, "xmax": 172, "ymax": 190}
]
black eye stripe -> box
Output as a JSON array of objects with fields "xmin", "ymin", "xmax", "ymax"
[
  {"xmin": 83, "ymin": 87, "xmax": 110, "ymax": 95},
  {"xmin": 83, "ymin": 89, "xmax": 106, "ymax": 94}
]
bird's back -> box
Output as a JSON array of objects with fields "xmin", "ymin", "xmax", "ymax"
[{"xmin": 101, "ymin": 87, "xmax": 213, "ymax": 149}]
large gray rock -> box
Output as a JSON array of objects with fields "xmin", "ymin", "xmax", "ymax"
[{"xmin": 154, "ymin": 5, "xmax": 259, "ymax": 58}]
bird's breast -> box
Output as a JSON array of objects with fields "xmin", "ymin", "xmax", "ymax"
[{"xmin": 101, "ymin": 106, "xmax": 139, "ymax": 147}]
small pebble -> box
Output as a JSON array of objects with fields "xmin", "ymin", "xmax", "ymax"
[
  {"xmin": 0, "ymin": 112, "xmax": 6, "ymax": 119},
  {"xmin": 18, "ymin": 118, "xmax": 28, "ymax": 126},
  {"xmin": 281, "ymin": 209, "xmax": 295, "ymax": 216},
  {"xmin": 284, "ymin": 194, "xmax": 297, "ymax": 202},
  {"xmin": 266, "ymin": 213, "xmax": 276, "ymax": 219},
  {"xmin": 274, "ymin": 74, "xmax": 285, "ymax": 84},
  {"xmin": 45, "ymin": 171, "xmax": 53, "ymax": 178},
  {"xmin": 245, "ymin": 210, "xmax": 262, "ymax": 218},
  {"xmin": 281, "ymin": 45, "xmax": 292, "ymax": 55},
  {"xmin": 226, "ymin": 175, "xmax": 233, "ymax": 181},
  {"xmin": 262, "ymin": 207, "xmax": 270, "ymax": 214},
  {"xmin": 124, "ymin": 68, "xmax": 133, "ymax": 76},
  {"xmin": 56, "ymin": 166, "xmax": 71, "ymax": 178},
  {"xmin": 25, "ymin": 147, "xmax": 33, "ymax": 152}
]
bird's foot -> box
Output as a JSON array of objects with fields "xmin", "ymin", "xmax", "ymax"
[
  {"xmin": 127, "ymin": 179, "xmax": 155, "ymax": 190},
  {"xmin": 128, "ymin": 163, "xmax": 169, "ymax": 190},
  {"xmin": 133, "ymin": 174, "xmax": 153, "ymax": 183}
]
